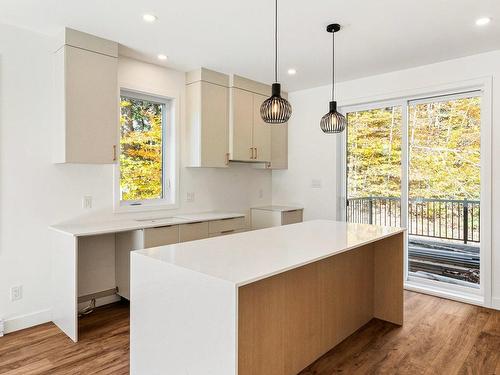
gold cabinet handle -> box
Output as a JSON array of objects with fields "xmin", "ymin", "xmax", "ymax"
[
  {"xmin": 249, "ymin": 147, "xmax": 253, "ymax": 159},
  {"xmin": 113, "ymin": 145, "xmax": 117, "ymax": 161},
  {"xmin": 254, "ymin": 147, "xmax": 258, "ymax": 160},
  {"xmin": 225, "ymin": 152, "xmax": 229, "ymax": 165}
]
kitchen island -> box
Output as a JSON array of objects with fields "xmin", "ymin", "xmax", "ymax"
[{"xmin": 130, "ymin": 220, "xmax": 405, "ymax": 375}]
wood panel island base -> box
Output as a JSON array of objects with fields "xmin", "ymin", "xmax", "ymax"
[{"xmin": 130, "ymin": 220, "xmax": 404, "ymax": 375}]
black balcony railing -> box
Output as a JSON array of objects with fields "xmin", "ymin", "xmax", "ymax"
[{"xmin": 347, "ymin": 197, "xmax": 480, "ymax": 244}]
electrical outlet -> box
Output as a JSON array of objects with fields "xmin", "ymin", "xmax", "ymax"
[
  {"xmin": 311, "ymin": 179, "xmax": 322, "ymax": 188},
  {"xmin": 83, "ymin": 196, "xmax": 92, "ymax": 209},
  {"xmin": 186, "ymin": 192, "xmax": 195, "ymax": 202},
  {"xmin": 10, "ymin": 285, "xmax": 22, "ymax": 301},
  {"xmin": 259, "ymin": 189, "xmax": 264, "ymax": 199}
]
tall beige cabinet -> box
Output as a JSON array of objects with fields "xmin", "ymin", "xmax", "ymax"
[
  {"xmin": 53, "ymin": 28, "xmax": 118, "ymax": 164},
  {"xmin": 185, "ymin": 68, "xmax": 230, "ymax": 168}
]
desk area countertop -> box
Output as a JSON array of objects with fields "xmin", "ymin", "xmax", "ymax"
[
  {"xmin": 251, "ymin": 205, "xmax": 303, "ymax": 212},
  {"xmin": 135, "ymin": 220, "xmax": 404, "ymax": 286},
  {"xmin": 49, "ymin": 211, "xmax": 246, "ymax": 237}
]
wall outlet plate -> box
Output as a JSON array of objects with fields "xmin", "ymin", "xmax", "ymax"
[
  {"xmin": 83, "ymin": 196, "xmax": 92, "ymax": 209},
  {"xmin": 311, "ymin": 179, "xmax": 322, "ymax": 188},
  {"xmin": 186, "ymin": 192, "xmax": 195, "ymax": 202},
  {"xmin": 10, "ymin": 285, "xmax": 23, "ymax": 301}
]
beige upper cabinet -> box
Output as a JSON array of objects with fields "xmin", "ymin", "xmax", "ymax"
[
  {"xmin": 267, "ymin": 123, "xmax": 288, "ymax": 169},
  {"xmin": 252, "ymin": 94, "xmax": 272, "ymax": 162},
  {"xmin": 53, "ymin": 28, "xmax": 118, "ymax": 164},
  {"xmin": 186, "ymin": 68, "xmax": 230, "ymax": 168},
  {"xmin": 229, "ymin": 75, "xmax": 275, "ymax": 163},
  {"xmin": 230, "ymin": 87, "xmax": 254, "ymax": 161}
]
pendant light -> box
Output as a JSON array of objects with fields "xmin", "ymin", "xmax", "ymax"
[
  {"xmin": 260, "ymin": 0, "xmax": 292, "ymax": 124},
  {"xmin": 320, "ymin": 23, "xmax": 346, "ymax": 134}
]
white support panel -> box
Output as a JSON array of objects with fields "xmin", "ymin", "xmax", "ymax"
[{"xmin": 51, "ymin": 230, "xmax": 78, "ymax": 342}]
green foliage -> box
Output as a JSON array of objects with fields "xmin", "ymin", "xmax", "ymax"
[
  {"xmin": 347, "ymin": 107, "xmax": 402, "ymax": 198},
  {"xmin": 120, "ymin": 97, "xmax": 164, "ymax": 201},
  {"xmin": 347, "ymin": 97, "xmax": 481, "ymax": 200}
]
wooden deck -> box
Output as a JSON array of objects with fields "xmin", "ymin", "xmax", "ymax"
[{"xmin": 1, "ymin": 292, "xmax": 500, "ymax": 374}]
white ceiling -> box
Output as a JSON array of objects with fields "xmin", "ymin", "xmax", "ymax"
[{"xmin": 1, "ymin": 0, "xmax": 500, "ymax": 91}]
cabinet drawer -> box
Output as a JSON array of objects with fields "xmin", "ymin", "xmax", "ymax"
[
  {"xmin": 143, "ymin": 225, "xmax": 179, "ymax": 248},
  {"xmin": 208, "ymin": 217, "xmax": 245, "ymax": 234},
  {"xmin": 179, "ymin": 222, "xmax": 209, "ymax": 242},
  {"xmin": 281, "ymin": 210, "xmax": 303, "ymax": 225},
  {"xmin": 209, "ymin": 229, "xmax": 246, "ymax": 238}
]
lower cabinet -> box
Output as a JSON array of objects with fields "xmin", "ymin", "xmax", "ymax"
[
  {"xmin": 251, "ymin": 207, "xmax": 304, "ymax": 229},
  {"xmin": 208, "ymin": 217, "xmax": 246, "ymax": 236},
  {"xmin": 179, "ymin": 222, "xmax": 209, "ymax": 242},
  {"xmin": 143, "ymin": 226, "xmax": 179, "ymax": 248},
  {"xmin": 116, "ymin": 217, "xmax": 245, "ymax": 300}
]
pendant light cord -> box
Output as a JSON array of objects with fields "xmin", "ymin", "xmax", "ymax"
[
  {"xmin": 332, "ymin": 29, "xmax": 335, "ymax": 100},
  {"xmin": 275, "ymin": 0, "xmax": 278, "ymax": 83}
]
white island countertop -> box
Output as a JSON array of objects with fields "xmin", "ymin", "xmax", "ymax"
[
  {"xmin": 135, "ymin": 220, "xmax": 405, "ymax": 286},
  {"xmin": 50, "ymin": 211, "xmax": 245, "ymax": 237}
]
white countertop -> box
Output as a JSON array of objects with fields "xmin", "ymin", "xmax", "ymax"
[
  {"xmin": 135, "ymin": 220, "xmax": 405, "ymax": 286},
  {"xmin": 50, "ymin": 211, "xmax": 245, "ymax": 237},
  {"xmin": 251, "ymin": 205, "xmax": 303, "ymax": 212}
]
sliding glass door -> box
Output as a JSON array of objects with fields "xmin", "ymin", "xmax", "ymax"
[
  {"xmin": 344, "ymin": 91, "xmax": 482, "ymax": 296},
  {"xmin": 407, "ymin": 94, "xmax": 481, "ymax": 289}
]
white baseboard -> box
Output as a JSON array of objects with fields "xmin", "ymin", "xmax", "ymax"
[
  {"xmin": 492, "ymin": 297, "xmax": 500, "ymax": 310},
  {"xmin": 3, "ymin": 309, "xmax": 52, "ymax": 334},
  {"xmin": 1, "ymin": 294, "xmax": 122, "ymax": 337}
]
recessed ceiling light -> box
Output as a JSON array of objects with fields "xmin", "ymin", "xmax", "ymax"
[
  {"xmin": 157, "ymin": 54, "xmax": 168, "ymax": 61},
  {"xmin": 287, "ymin": 68, "xmax": 297, "ymax": 75},
  {"xmin": 143, "ymin": 14, "xmax": 157, "ymax": 23},
  {"xmin": 476, "ymin": 17, "xmax": 491, "ymax": 26}
]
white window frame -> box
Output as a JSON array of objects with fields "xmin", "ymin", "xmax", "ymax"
[
  {"xmin": 114, "ymin": 85, "xmax": 180, "ymax": 212},
  {"xmin": 336, "ymin": 77, "xmax": 492, "ymax": 308}
]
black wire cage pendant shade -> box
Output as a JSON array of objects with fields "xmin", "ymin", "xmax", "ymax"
[
  {"xmin": 320, "ymin": 23, "xmax": 346, "ymax": 134},
  {"xmin": 260, "ymin": 0, "xmax": 292, "ymax": 124}
]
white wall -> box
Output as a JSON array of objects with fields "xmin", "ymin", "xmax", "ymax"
[
  {"xmin": 0, "ymin": 24, "xmax": 271, "ymax": 332},
  {"xmin": 273, "ymin": 50, "xmax": 500, "ymax": 308}
]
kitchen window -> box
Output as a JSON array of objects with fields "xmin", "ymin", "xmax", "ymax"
[{"xmin": 115, "ymin": 90, "xmax": 177, "ymax": 210}]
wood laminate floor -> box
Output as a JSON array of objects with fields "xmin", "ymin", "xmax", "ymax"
[{"xmin": 1, "ymin": 292, "xmax": 500, "ymax": 374}]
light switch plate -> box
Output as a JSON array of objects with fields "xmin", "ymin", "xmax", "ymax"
[{"xmin": 186, "ymin": 192, "xmax": 195, "ymax": 202}]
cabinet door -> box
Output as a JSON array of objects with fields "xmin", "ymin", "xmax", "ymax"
[
  {"xmin": 267, "ymin": 122, "xmax": 288, "ymax": 169},
  {"xmin": 179, "ymin": 222, "xmax": 209, "ymax": 242},
  {"xmin": 281, "ymin": 210, "xmax": 303, "ymax": 225},
  {"xmin": 230, "ymin": 88, "xmax": 254, "ymax": 161},
  {"xmin": 201, "ymin": 82, "xmax": 229, "ymax": 167},
  {"xmin": 143, "ymin": 226, "xmax": 179, "ymax": 248},
  {"xmin": 65, "ymin": 45, "xmax": 118, "ymax": 163},
  {"xmin": 252, "ymin": 94, "xmax": 271, "ymax": 162}
]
